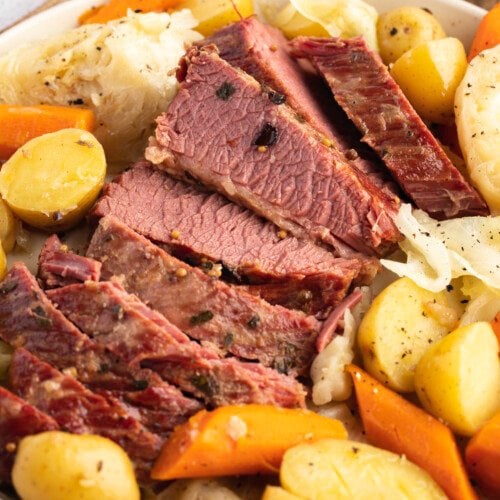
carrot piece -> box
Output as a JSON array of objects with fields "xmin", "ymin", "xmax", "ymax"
[
  {"xmin": 491, "ymin": 312, "xmax": 500, "ymax": 345},
  {"xmin": 468, "ymin": 3, "xmax": 500, "ymax": 61},
  {"xmin": 151, "ymin": 404, "xmax": 347, "ymax": 480},
  {"xmin": 79, "ymin": 0, "xmax": 181, "ymax": 25},
  {"xmin": 465, "ymin": 411, "xmax": 500, "ymax": 497},
  {"xmin": 347, "ymin": 365, "xmax": 477, "ymax": 500},
  {"xmin": 0, "ymin": 105, "xmax": 95, "ymax": 160}
]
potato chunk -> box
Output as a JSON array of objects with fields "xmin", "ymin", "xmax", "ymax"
[
  {"xmin": 377, "ymin": 6, "xmax": 446, "ymax": 64},
  {"xmin": 280, "ymin": 439, "xmax": 446, "ymax": 499},
  {"xmin": 415, "ymin": 322, "xmax": 500, "ymax": 436},
  {"xmin": 390, "ymin": 37, "xmax": 467, "ymax": 124},
  {"xmin": 0, "ymin": 198, "xmax": 18, "ymax": 253},
  {"xmin": 0, "ymin": 129, "xmax": 106, "ymax": 231},
  {"xmin": 358, "ymin": 277, "xmax": 458, "ymax": 392},
  {"xmin": 12, "ymin": 431, "xmax": 139, "ymax": 500}
]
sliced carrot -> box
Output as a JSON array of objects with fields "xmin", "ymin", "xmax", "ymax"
[
  {"xmin": 465, "ymin": 411, "xmax": 500, "ymax": 497},
  {"xmin": 0, "ymin": 105, "xmax": 95, "ymax": 160},
  {"xmin": 151, "ymin": 404, "xmax": 347, "ymax": 480},
  {"xmin": 347, "ymin": 365, "xmax": 477, "ymax": 500},
  {"xmin": 491, "ymin": 312, "xmax": 500, "ymax": 345},
  {"xmin": 468, "ymin": 3, "xmax": 500, "ymax": 61},
  {"xmin": 79, "ymin": 0, "xmax": 181, "ymax": 25}
]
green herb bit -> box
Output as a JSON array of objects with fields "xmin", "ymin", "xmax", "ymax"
[
  {"xmin": 190, "ymin": 310, "xmax": 214, "ymax": 326},
  {"xmin": 216, "ymin": 82, "xmax": 236, "ymax": 101}
]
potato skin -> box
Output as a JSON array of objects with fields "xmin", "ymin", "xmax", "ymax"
[
  {"xmin": 12, "ymin": 431, "xmax": 140, "ymax": 500},
  {"xmin": 415, "ymin": 322, "xmax": 500, "ymax": 436},
  {"xmin": 377, "ymin": 6, "xmax": 446, "ymax": 64}
]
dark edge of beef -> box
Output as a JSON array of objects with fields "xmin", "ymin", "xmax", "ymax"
[
  {"xmin": 85, "ymin": 216, "xmax": 319, "ymax": 374},
  {"xmin": 146, "ymin": 46, "xmax": 401, "ymax": 256},
  {"xmin": 8, "ymin": 348, "xmax": 161, "ymax": 484},
  {"xmin": 0, "ymin": 386, "xmax": 59, "ymax": 482},
  {"xmin": 290, "ymin": 36, "xmax": 489, "ymax": 220},
  {"xmin": 0, "ymin": 263, "xmax": 201, "ymax": 437}
]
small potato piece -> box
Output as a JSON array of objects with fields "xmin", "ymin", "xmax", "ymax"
[
  {"xmin": 280, "ymin": 439, "xmax": 446, "ymax": 499},
  {"xmin": 262, "ymin": 486, "xmax": 302, "ymax": 500},
  {"xmin": 377, "ymin": 7, "xmax": 446, "ymax": 64},
  {"xmin": 0, "ymin": 339, "xmax": 12, "ymax": 380},
  {"xmin": 0, "ymin": 242, "xmax": 6, "ymax": 281},
  {"xmin": 390, "ymin": 37, "xmax": 467, "ymax": 124},
  {"xmin": 0, "ymin": 198, "xmax": 18, "ymax": 253},
  {"xmin": 358, "ymin": 277, "xmax": 457, "ymax": 392},
  {"xmin": 177, "ymin": 0, "xmax": 254, "ymax": 36},
  {"xmin": 415, "ymin": 322, "xmax": 500, "ymax": 436},
  {"xmin": 0, "ymin": 129, "xmax": 106, "ymax": 231},
  {"xmin": 12, "ymin": 431, "xmax": 140, "ymax": 500}
]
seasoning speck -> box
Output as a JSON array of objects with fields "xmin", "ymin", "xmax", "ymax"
[
  {"xmin": 253, "ymin": 123, "xmax": 278, "ymax": 147},
  {"xmin": 277, "ymin": 229, "xmax": 288, "ymax": 239},
  {"xmin": 216, "ymin": 82, "xmax": 236, "ymax": 101},
  {"xmin": 170, "ymin": 229, "xmax": 181, "ymax": 240},
  {"xmin": 5, "ymin": 443, "xmax": 16, "ymax": 453},
  {"xmin": 176, "ymin": 268, "xmax": 188, "ymax": 278},
  {"xmin": 190, "ymin": 310, "xmax": 214, "ymax": 325},
  {"xmin": 257, "ymin": 145, "xmax": 267, "ymax": 153}
]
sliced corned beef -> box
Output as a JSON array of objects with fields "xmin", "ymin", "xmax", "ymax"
[
  {"xmin": 0, "ymin": 263, "xmax": 201, "ymax": 435},
  {"xmin": 9, "ymin": 348, "xmax": 161, "ymax": 483},
  {"xmin": 145, "ymin": 47, "xmax": 400, "ymax": 256},
  {"xmin": 201, "ymin": 18, "xmax": 400, "ymax": 199},
  {"xmin": 290, "ymin": 37, "xmax": 489, "ymax": 219},
  {"xmin": 86, "ymin": 216, "xmax": 318, "ymax": 374},
  {"xmin": 0, "ymin": 386, "xmax": 58, "ymax": 482},
  {"xmin": 92, "ymin": 161, "xmax": 379, "ymax": 315},
  {"xmin": 38, "ymin": 234, "xmax": 101, "ymax": 288},
  {"xmin": 49, "ymin": 281, "xmax": 306, "ymax": 407}
]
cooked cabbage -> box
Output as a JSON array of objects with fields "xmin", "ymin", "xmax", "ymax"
[
  {"xmin": 381, "ymin": 204, "xmax": 500, "ymax": 293},
  {"xmin": 459, "ymin": 277, "xmax": 500, "ymax": 326},
  {"xmin": 0, "ymin": 11, "xmax": 202, "ymax": 162}
]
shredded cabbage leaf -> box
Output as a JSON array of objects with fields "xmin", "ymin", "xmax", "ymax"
[
  {"xmin": 381, "ymin": 204, "xmax": 500, "ymax": 293},
  {"xmin": 459, "ymin": 277, "xmax": 500, "ymax": 326}
]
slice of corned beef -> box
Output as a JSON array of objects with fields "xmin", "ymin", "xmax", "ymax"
[
  {"xmin": 200, "ymin": 18, "xmax": 400, "ymax": 200},
  {"xmin": 145, "ymin": 47, "xmax": 400, "ymax": 256},
  {"xmin": 0, "ymin": 386, "xmax": 58, "ymax": 482},
  {"xmin": 0, "ymin": 263, "xmax": 201, "ymax": 435},
  {"xmin": 9, "ymin": 348, "xmax": 161, "ymax": 483},
  {"xmin": 49, "ymin": 280, "xmax": 306, "ymax": 407},
  {"xmin": 290, "ymin": 37, "xmax": 489, "ymax": 219},
  {"xmin": 38, "ymin": 234, "xmax": 101, "ymax": 288},
  {"xmin": 92, "ymin": 161, "xmax": 379, "ymax": 315},
  {"xmin": 86, "ymin": 216, "xmax": 319, "ymax": 374}
]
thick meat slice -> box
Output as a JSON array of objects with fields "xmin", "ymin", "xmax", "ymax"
[
  {"xmin": 201, "ymin": 18, "xmax": 399, "ymax": 199},
  {"xmin": 92, "ymin": 161, "xmax": 379, "ymax": 315},
  {"xmin": 86, "ymin": 216, "xmax": 319, "ymax": 374},
  {"xmin": 0, "ymin": 263, "xmax": 201, "ymax": 435},
  {"xmin": 9, "ymin": 348, "xmax": 161, "ymax": 483},
  {"xmin": 38, "ymin": 234, "xmax": 101, "ymax": 288},
  {"xmin": 290, "ymin": 37, "xmax": 489, "ymax": 219},
  {"xmin": 145, "ymin": 47, "xmax": 400, "ymax": 256},
  {"xmin": 0, "ymin": 386, "xmax": 58, "ymax": 482}
]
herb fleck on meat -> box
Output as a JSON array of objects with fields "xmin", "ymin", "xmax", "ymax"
[
  {"xmin": 247, "ymin": 314, "xmax": 260, "ymax": 329},
  {"xmin": 190, "ymin": 310, "xmax": 214, "ymax": 325},
  {"xmin": 253, "ymin": 123, "xmax": 278, "ymax": 147},
  {"xmin": 216, "ymin": 82, "xmax": 236, "ymax": 101}
]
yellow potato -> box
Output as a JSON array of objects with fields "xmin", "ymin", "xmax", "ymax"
[
  {"xmin": 0, "ymin": 244, "xmax": 5, "ymax": 282},
  {"xmin": 415, "ymin": 322, "xmax": 500, "ymax": 436},
  {"xmin": 0, "ymin": 339, "xmax": 12, "ymax": 381},
  {"xmin": 357, "ymin": 277, "xmax": 459, "ymax": 392},
  {"xmin": 0, "ymin": 129, "xmax": 106, "ymax": 231},
  {"xmin": 0, "ymin": 198, "xmax": 17, "ymax": 253},
  {"xmin": 280, "ymin": 439, "xmax": 446, "ymax": 499},
  {"xmin": 177, "ymin": 0, "xmax": 254, "ymax": 36},
  {"xmin": 12, "ymin": 431, "xmax": 140, "ymax": 500},
  {"xmin": 263, "ymin": 486, "xmax": 303, "ymax": 500},
  {"xmin": 390, "ymin": 37, "xmax": 467, "ymax": 124},
  {"xmin": 377, "ymin": 6, "xmax": 446, "ymax": 64}
]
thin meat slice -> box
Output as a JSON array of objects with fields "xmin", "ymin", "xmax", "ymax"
[
  {"xmin": 0, "ymin": 386, "xmax": 58, "ymax": 482},
  {"xmin": 146, "ymin": 46, "xmax": 400, "ymax": 256},
  {"xmin": 201, "ymin": 18, "xmax": 399, "ymax": 199},
  {"xmin": 49, "ymin": 281, "xmax": 306, "ymax": 407},
  {"xmin": 86, "ymin": 216, "xmax": 319, "ymax": 374},
  {"xmin": 0, "ymin": 263, "xmax": 201, "ymax": 435},
  {"xmin": 38, "ymin": 234, "xmax": 101, "ymax": 288},
  {"xmin": 92, "ymin": 161, "xmax": 379, "ymax": 315},
  {"xmin": 9, "ymin": 348, "xmax": 161, "ymax": 483},
  {"xmin": 290, "ymin": 37, "xmax": 489, "ymax": 219}
]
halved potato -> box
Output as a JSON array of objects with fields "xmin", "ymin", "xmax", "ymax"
[
  {"xmin": 0, "ymin": 198, "xmax": 18, "ymax": 253},
  {"xmin": 0, "ymin": 128, "xmax": 106, "ymax": 231},
  {"xmin": 262, "ymin": 485, "xmax": 302, "ymax": 500}
]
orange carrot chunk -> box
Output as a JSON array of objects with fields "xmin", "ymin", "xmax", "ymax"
[
  {"xmin": 0, "ymin": 105, "xmax": 95, "ymax": 160},
  {"xmin": 347, "ymin": 365, "xmax": 477, "ymax": 500},
  {"xmin": 151, "ymin": 404, "xmax": 347, "ymax": 480},
  {"xmin": 466, "ymin": 411, "xmax": 500, "ymax": 497},
  {"xmin": 79, "ymin": 0, "xmax": 181, "ymax": 25},
  {"xmin": 491, "ymin": 312, "xmax": 500, "ymax": 345},
  {"xmin": 468, "ymin": 3, "xmax": 500, "ymax": 61}
]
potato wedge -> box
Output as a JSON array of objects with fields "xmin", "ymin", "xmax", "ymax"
[
  {"xmin": 415, "ymin": 322, "xmax": 500, "ymax": 436},
  {"xmin": 358, "ymin": 277, "xmax": 458, "ymax": 392},
  {"xmin": 12, "ymin": 431, "xmax": 139, "ymax": 500},
  {"xmin": 0, "ymin": 198, "xmax": 18, "ymax": 253},
  {"xmin": 0, "ymin": 129, "xmax": 106, "ymax": 231},
  {"xmin": 280, "ymin": 439, "xmax": 446, "ymax": 499},
  {"xmin": 391, "ymin": 37, "xmax": 467, "ymax": 124}
]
